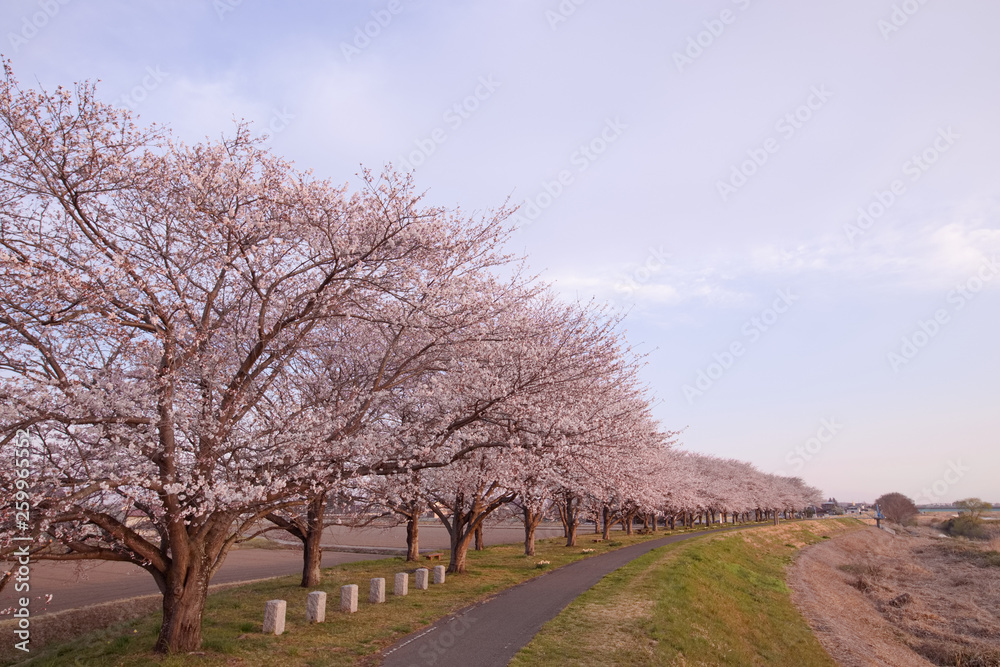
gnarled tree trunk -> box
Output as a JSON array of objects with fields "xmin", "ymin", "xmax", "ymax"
[
  {"xmin": 152, "ymin": 538, "xmax": 217, "ymax": 654},
  {"xmin": 156, "ymin": 576, "xmax": 209, "ymax": 653},
  {"xmin": 432, "ymin": 488, "xmax": 514, "ymax": 574}
]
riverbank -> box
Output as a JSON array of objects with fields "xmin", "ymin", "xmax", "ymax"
[{"xmin": 790, "ymin": 523, "xmax": 1000, "ymax": 666}]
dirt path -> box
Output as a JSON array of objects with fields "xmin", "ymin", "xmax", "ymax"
[{"xmin": 789, "ymin": 525, "xmax": 1000, "ymax": 666}]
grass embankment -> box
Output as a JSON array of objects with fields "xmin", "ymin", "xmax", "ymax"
[
  {"xmin": 511, "ymin": 518, "xmax": 862, "ymax": 667},
  {"xmin": 3, "ymin": 527, "xmax": 713, "ymax": 667}
]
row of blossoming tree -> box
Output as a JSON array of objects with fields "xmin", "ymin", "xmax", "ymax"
[{"xmin": 0, "ymin": 65, "xmax": 820, "ymax": 654}]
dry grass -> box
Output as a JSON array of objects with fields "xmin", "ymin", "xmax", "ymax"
[{"xmin": 790, "ymin": 525, "xmax": 1000, "ymax": 667}]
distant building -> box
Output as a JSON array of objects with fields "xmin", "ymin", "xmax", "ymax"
[
  {"xmin": 820, "ymin": 498, "xmax": 842, "ymax": 515},
  {"xmin": 843, "ymin": 502, "xmax": 868, "ymax": 515}
]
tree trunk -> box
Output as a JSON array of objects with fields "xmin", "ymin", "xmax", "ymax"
[
  {"xmin": 155, "ymin": 561, "xmax": 210, "ymax": 653},
  {"xmin": 406, "ymin": 514, "xmax": 420, "ymax": 561},
  {"xmin": 522, "ymin": 506, "xmax": 541, "ymax": 556},
  {"xmin": 300, "ymin": 492, "xmax": 327, "ymax": 587},
  {"xmin": 593, "ymin": 511, "xmax": 600, "ymax": 533},
  {"xmin": 474, "ymin": 524, "xmax": 485, "ymax": 551},
  {"xmin": 562, "ymin": 495, "xmax": 580, "ymax": 547},
  {"xmin": 557, "ymin": 504, "xmax": 570, "ymax": 538},
  {"xmin": 624, "ymin": 511, "xmax": 633, "ymax": 535},
  {"xmin": 302, "ymin": 527, "xmax": 323, "ymax": 588},
  {"xmin": 602, "ymin": 505, "xmax": 612, "ymax": 540},
  {"xmin": 669, "ymin": 514, "xmax": 675, "ymax": 530},
  {"xmin": 437, "ymin": 490, "xmax": 513, "ymax": 574},
  {"xmin": 448, "ymin": 525, "xmax": 476, "ymax": 574}
]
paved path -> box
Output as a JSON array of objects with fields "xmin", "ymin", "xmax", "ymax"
[{"xmin": 380, "ymin": 527, "xmax": 740, "ymax": 667}]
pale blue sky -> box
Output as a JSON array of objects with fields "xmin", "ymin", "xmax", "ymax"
[{"xmin": 3, "ymin": 0, "xmax": 997, "ymax": 503}]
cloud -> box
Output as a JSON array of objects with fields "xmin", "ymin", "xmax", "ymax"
[{"xmin": 549, "ymin": 216, "xmax": 1000, "ymax": 311}]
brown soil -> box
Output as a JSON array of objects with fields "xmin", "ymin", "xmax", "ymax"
[{"xmin": 790, "ymin": 524, "xmax": 1000, "ymax": 666}]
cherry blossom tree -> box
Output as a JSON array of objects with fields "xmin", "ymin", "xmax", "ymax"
[
  {"xmin": 0, "ymin": 66, "xmax": 517, "ymax": 653},
  {"xmin": 347, "ymin": 472, "xmax": 426, "ymax": 562},
  {"xmin": 420, "ymin": 449, "xmax": 517, "ymax": 574},
  {"xmin": 256, "ymin": 266, "xmax": 536, "ymax": 586}
]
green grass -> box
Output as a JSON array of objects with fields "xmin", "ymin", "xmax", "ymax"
[
  {"xmin": 511, "ymin": 519, "xmax": 863, "ymax": 667},
  {"xmin": 5, "ymin": 526, "xmax": 730, "ymax": 667}
]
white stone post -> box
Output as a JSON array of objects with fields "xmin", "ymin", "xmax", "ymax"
[
  {"xmin": 415, "ymin": 567, "xmax": 429, "ymax": 590},
  {"xmin": 370, "ymin": 577, "xmax": 386, "ymax": 604},
  {"xmin": 306, "ymin": 591, "xmax": 326, "ymax": 623},
  {"xmin": 394, "ymin": 572, "xmax": 409, "ymax": 596},
  {"xmin": 263, "ymin": 599, "xmax": 286, "ymax": 635},
  {"xmin": 433, "ymin": 565, "xmax": 446, "ymax": 584},
  {"xmin": 341, "ymin": 584, "xmax": 358, "ymax": 613}
]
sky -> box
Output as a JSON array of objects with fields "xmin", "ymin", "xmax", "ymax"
[{"xmin": 2, "ymin": 0, "xmax": 997, "ymax": 504}]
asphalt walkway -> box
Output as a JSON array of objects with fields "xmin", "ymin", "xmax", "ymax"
[{"xmin": 379, "ymin": 527, "xmax": 740, "ymax": 667}]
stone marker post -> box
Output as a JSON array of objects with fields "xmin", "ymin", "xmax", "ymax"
[
  {"xmin": 433, "ymin": 565, "xmax": 446, "ymax": 584},
  {"xmin": 263, "ymin": 599, "xmax": 286, "ymax": 635},
  {"xmin": 370, "ymin": 577, "xmax": 386, "ymax": 604},
  {"xmin": 306, "ymin": 591, "xmax": 326, "ymax": 623},
  {"xmin": 415, "ymin": 568, "xmax": 429, "ymax": 590},
  {"xmin": 394, "ymin": 572, "xmax": 408, "ymax": 596},
  {"xmin": 341, "ymin": 584, "xmax": 358, "ymax": 613}
]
